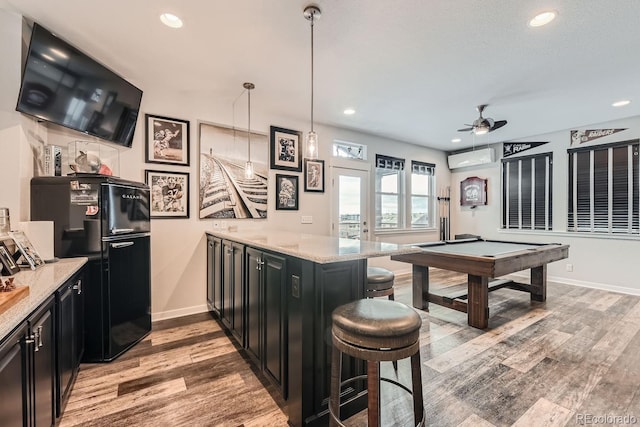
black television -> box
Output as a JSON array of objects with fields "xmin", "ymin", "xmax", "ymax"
[{"xmin": 16, "ymin": 22, "xmax": 143, "ymax": 147}]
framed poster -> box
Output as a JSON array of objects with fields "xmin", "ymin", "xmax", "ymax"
[
  {"xmin": 0, "ymin": 241, "xmax": 20, "ymax": 275},
  {"xmin": 270, "ymin": 126, "xmax": 302, "ymax": 172},
  {"xmin": 145, "ymin": 170, "xmax": 190, "ymax": 218},
  {"xmin": 304, "ymin": 159, "xmax": 324, "ymax": 192},
  {"xmin": 275, "ymin": 174, "xmax": 299, "ymax": 210},
  {"xmin": 145, "ymin": 114, "xmax": 190, "ymax": 166},
  {"xmin": 9, "ymin": 231, "xmax": 44, "ymax": 270},
  {"xmin": 460, "ymin": 176, "xmax": 487, "ymax": 207}
]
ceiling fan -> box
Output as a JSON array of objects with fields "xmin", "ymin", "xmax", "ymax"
[{"xmin": 457, "ymin": 104, "xmax": 507, "ymax": 135}]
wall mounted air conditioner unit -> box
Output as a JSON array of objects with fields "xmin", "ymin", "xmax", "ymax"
[{"xmin": 447, "ymin": 148, "xmax": 495, "ymax": 169}]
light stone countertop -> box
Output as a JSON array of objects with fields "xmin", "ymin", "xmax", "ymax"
[
  {"xmin": 0, "ymin": 257, "xmax": 87, "ymax": 342},
  {"xmin": 206, "ymin": 229, "xmax": 421, "ymax": 264}
]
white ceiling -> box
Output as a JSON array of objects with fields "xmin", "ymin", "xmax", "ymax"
[{"xmin": 4, "ymin": 0, "xmax": 640, "ymax": 152}]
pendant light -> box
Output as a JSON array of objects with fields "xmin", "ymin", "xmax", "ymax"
[
  {"xmin": 244, "ymin": 82, "xmax": 255, "ymax": 179},
  {"xmin": 304, "ymin": 5, "xmax": 321, "ymax": 160}
]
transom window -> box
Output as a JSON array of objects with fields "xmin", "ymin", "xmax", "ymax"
[{"xmin": 568, "ymin": 139, "xmax": 639, "ymax": 234}]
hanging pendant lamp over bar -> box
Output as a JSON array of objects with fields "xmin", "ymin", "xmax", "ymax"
[
  {"xmin": 304, "ymin": 5, "xmax": 321, "ymax": 160},
  {"xmin": 244, "ymin": 82, "xmax": 255, "ymax": 179}
]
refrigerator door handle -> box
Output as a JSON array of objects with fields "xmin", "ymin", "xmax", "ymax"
[
  {"xmin": 111, "ymin": 228, "xmax": 136, "ymax": 234},
  {"xmin": 111, "ymin": 241, "xmax": 134, "ymax": 249}
]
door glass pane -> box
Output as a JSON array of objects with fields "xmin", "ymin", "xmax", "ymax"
[{"xmin": 339, "ymin": 176, "xmax": 361, "ymax": 239}]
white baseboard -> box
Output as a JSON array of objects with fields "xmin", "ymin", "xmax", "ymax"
[
  {"xmin": 152, "ymin": 304, "xmax": 209, "ymax": 322},
  {"xmin": 508, "ymin": 272, "xmax": 640, "ymax": 296}
]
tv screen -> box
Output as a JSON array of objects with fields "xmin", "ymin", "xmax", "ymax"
[{"xmin": 16, "ymin": 23, "xmax": 143, "ymax": 147}]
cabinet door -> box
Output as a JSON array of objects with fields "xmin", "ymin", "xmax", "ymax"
[
  {"xmin": 206, "ymin": 236, "xmax": 222, "ymax": 314},
  {"xmin": 263, "ymin": 252, "xmax": 286, "ymax": 396},
  {"xmin": 30, "ymin": 299, "xmax": 55, "ymax": 427},
  {"xmin": 245, "ymin": 247, "xmax": 262, "ymax": 363},
  {"xmin": 230, "ymin": 241, "xmax": 245, "ymax": 346},
  {"xmin": 57, "ymin": 283, "xmax": 74, "ymax": 415},
  {"xmin": 221, "ymin": 240, "xmax": 233, "ymax": 329},
  {"xmin": 0, "ymin": 323, "xmax": 28, "ymax": 427},
  {"xmin": 73, "ymin": 273, "xmax": 84, "ymax": 377}
]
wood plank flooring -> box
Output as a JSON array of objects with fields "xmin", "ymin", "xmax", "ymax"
[{"xmin": 60, "ymin": 270, "xmax": 640, "ymax": 426}]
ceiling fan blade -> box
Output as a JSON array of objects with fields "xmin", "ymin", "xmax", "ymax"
[
  {"xmin": 489, "ymin": 120, "xmax": 507, "ymax": 131},
  {"xmin": 457, "ymin": 127, "xmax": 473, "ymax": 132}
]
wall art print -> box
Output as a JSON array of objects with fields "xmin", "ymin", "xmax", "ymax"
[
  {"xmin": 199, "ymin": 122, "xmax": 268, "ymax": 219},
  {"xmin": 145, "ymin": 114, "xmax": 190, "ymax": 166}
]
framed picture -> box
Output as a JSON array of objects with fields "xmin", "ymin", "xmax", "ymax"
[
  {"xmin": 304, "ymin": 159, "xmax": 324, "ymax": 192},
  {"xmin": 0, "ymin": 241, "xmax": 20, "ymax": 275},
  {"xmin": 145, "ymin": 170, "xmax": 190, "ymax": 218},
  {"xmin": 145, "ymin": 114, "xmax": 190, "ymax": 166},
  {"xmin": 270, "ymin": 126, "xmax": 302, "ymax": 172},
  {"xmin": 9, "ymin": 231, "xmax": 44, "ymax": 270},
  {"xmin": 275, "ymin": 174, "xmax": 299, "ymax": 210}
]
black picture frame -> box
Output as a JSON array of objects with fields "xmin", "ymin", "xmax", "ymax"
[
  {"xmin": 275, "ymin": 174, "xmax": 299, "ymax": 210},
  {"xmin": 270, "ymin": 126, "xmax": 302, "ymax": 172},
  {"xmin": 0, "ymin": 241, "xmax": 20, "ymax": 275},
  {"xmin": 145, "ymin": 170, "xmax": 190, "ymax": 219},
  {"xmin": 9, "ymin": 231, "xmax": 44, "ymax": 270},
  {"xmin": 145, "ymin": 114, "xmax": 190, "ymax": 166},
  {"xmin": 304, "ymin": 159, "xmax": 324, "ymax": 192}
]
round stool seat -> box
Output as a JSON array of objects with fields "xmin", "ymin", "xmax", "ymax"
[
  {"xmin": 332, "ymin": 299, "xmax": 421, "ymax": 351},
  {"xmin": 366, "ymin": 267, "xmax": 394, "ymax": 291}
]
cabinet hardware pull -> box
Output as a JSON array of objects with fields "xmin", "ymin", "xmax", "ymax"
[
  {"xmin": 73, "ymin": 279, "xmax": 82, "ymax": 294},
  {"xmin": 111, "ymin": 241, "xmax": 134, "ymax": 248},
  {"xmin": 33, "ymin": 329, "xmax": 40, "ymax": 352},
  {"xmin": 25, "ymin": 335, "xmax": 35, "ymax": 346},
  {"xmin": 37, "ymin": 325, "xmax": 44, "ymax": 348}
]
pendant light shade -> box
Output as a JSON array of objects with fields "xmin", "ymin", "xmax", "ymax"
[
  {"xmin": 244, "ymin": 82, "xmax": 255, "ymax": 179},
  {"xmin": 304, "ymin": 5, "xmax": 321, "ymax": 160}
]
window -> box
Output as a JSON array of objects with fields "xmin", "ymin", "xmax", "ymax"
[
  {"xmin": 410, "ymin": 161, "xmax": 435, "ymax": 228},
  {"xmin": 375, "ymin": 155, "xmax": 435, "ymax": 231},
  {"xmin": 568, "ymin": 139, "xmax": 639, "ymax": 234},
  {"xmin": 375, "ymin": 155, "xmax": 404, "ymax": 229},
  {"xmin": 332, "ymin": 140, "xmax": 367, "ymax": 160},
  {"xmin": 502, "ymin": 152, "xmax": 553, "ymax": 230}
]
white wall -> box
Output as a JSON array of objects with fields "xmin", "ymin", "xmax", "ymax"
[
  {"xmin": 0, "ymin": 12, "xmax": 450, "ymax": 320},
  {"xmin": 451, "ymin": 116, "xmax": 640, "ymax": 295}
]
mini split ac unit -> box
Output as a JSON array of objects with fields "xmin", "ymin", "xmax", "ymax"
[{"xmin": 447, "ymin": 148, "xmax": 495, "ymax": 170}]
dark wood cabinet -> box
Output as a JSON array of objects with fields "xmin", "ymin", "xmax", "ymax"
[
  {"xmin": 206, "ymin": 235, "xmax": 222, "ymax": 315},
  {"xmin": 30, "ymin": 298, "xmax": 55, "ymax": 427},
  {"xmin": 0, "ymin": 322, "xmax": 28, "ymax": 427},
  {"xmin": 222, "ymin": 240, "xmax": 244, "ymax": 345},
  {"xmin": 56, "ymin": 270, "xmax": 84, "ymax": 417},
  {"xmin": 245, "ymin": 247, "xmax": 287, "ymax": 396}
]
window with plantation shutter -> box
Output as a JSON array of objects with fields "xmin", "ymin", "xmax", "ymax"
[
  {"xmin": 502, "ymin": 153, "xmax": 553, "ymax": 230},
  {"xmin": 568, "ymin": 139, "xmax": 639, "ymax": 234}
]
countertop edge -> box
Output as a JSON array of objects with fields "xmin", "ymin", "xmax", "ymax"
[{"xmin": 0, "ymin": 257, "xmax": 88, "ymax": 343}]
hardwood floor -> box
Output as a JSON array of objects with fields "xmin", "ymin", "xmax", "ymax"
[{"xmin": 60, "ymin": 271, "xmax": 640, "ymax": 426}]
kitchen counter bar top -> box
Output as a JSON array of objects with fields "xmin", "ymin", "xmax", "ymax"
[
  {"xmin": 205, "ymin": 229, "xmax": 420, "ymax": 264},
  {"xmin": 0, "ymin": 257, "xmax": 87, "ymax": 342}
]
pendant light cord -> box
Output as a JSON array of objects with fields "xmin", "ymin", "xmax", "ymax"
[
  {"xmin": 310, "ymin": 11, "xmax": 314, "ymax": 132},
  {"xmin": 247, "ymin": 87, "xmax": 251, "ymax": 160}
]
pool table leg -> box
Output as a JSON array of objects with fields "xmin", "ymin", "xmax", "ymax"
[
  {"xmin": 412, "ymin": 265, "xmax": 429, "ymax": 310},
  {"xmin": 530, "ymin": 265, "xmax": 547, "ymax": 302},
  {"xmin": 467, "ymin": 274, "xmax": 489, "ymax": 329}
]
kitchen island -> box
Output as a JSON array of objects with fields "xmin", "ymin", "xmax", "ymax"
[{"xmin": 205, "ymin": 230, "xmax": 419, "ymax": 427}]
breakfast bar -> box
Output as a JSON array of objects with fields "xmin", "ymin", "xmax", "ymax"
[{"xmin": 205, "ymin": 230, "xmax": 419, "ymax": 427}]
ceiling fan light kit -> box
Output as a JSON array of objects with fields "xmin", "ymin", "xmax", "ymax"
[{"xmin": 457, "ymin": 104, "xmax": 507, "ymax": 135}]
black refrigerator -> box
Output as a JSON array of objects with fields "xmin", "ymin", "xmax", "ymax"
[{"xmin": 31, "ymin": 175, "xmax": 151, "ymax": 362}]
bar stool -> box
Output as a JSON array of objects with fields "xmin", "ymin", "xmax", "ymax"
[
  {"xmin": 366, "ymin": 267, "xmax": 395, "ymax": 300},
  {"xmin": 329, "ymin": 299, "xmax": 424, "ymax": 427}
]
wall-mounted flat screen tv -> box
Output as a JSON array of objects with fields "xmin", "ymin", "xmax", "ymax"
[{"xmin": 16, "ymin": 22, "xmax": 143, "ymax": 147}]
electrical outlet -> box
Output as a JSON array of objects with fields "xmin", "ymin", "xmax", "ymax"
[
  {"xmin": 301, "ymin": 216, "xmax": 313, "ymax": 224},
  {"xmin": 566, "ymin": 263, "xmax": 573, "ymax": 272},
  {"xmin": 291, "ymin": 275, "xmax": 300, "ymax": 298}
]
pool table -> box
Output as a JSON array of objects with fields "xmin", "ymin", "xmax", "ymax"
[{"xmin": 391, "ymin": 238, "xmax": 569, "ymax": 328}]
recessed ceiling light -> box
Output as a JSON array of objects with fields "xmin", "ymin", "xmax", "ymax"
[
  {"xmin": 451, "ymin": 138, "xmax": 462, "ymax": 143},
  {"xmin": 343, "ymin": 108, "xmax": 356, "ymax": 115},
  {"xmin": 612, "ymin": 99, "xmax": 631, "ymax": 107},
  {"xmin": 528, "ymin": 10, "xmax": 557, "ymax": 27},
  {"xmin": 160, "ymin": 13, "xmax": 183, "ymax": 28}
]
